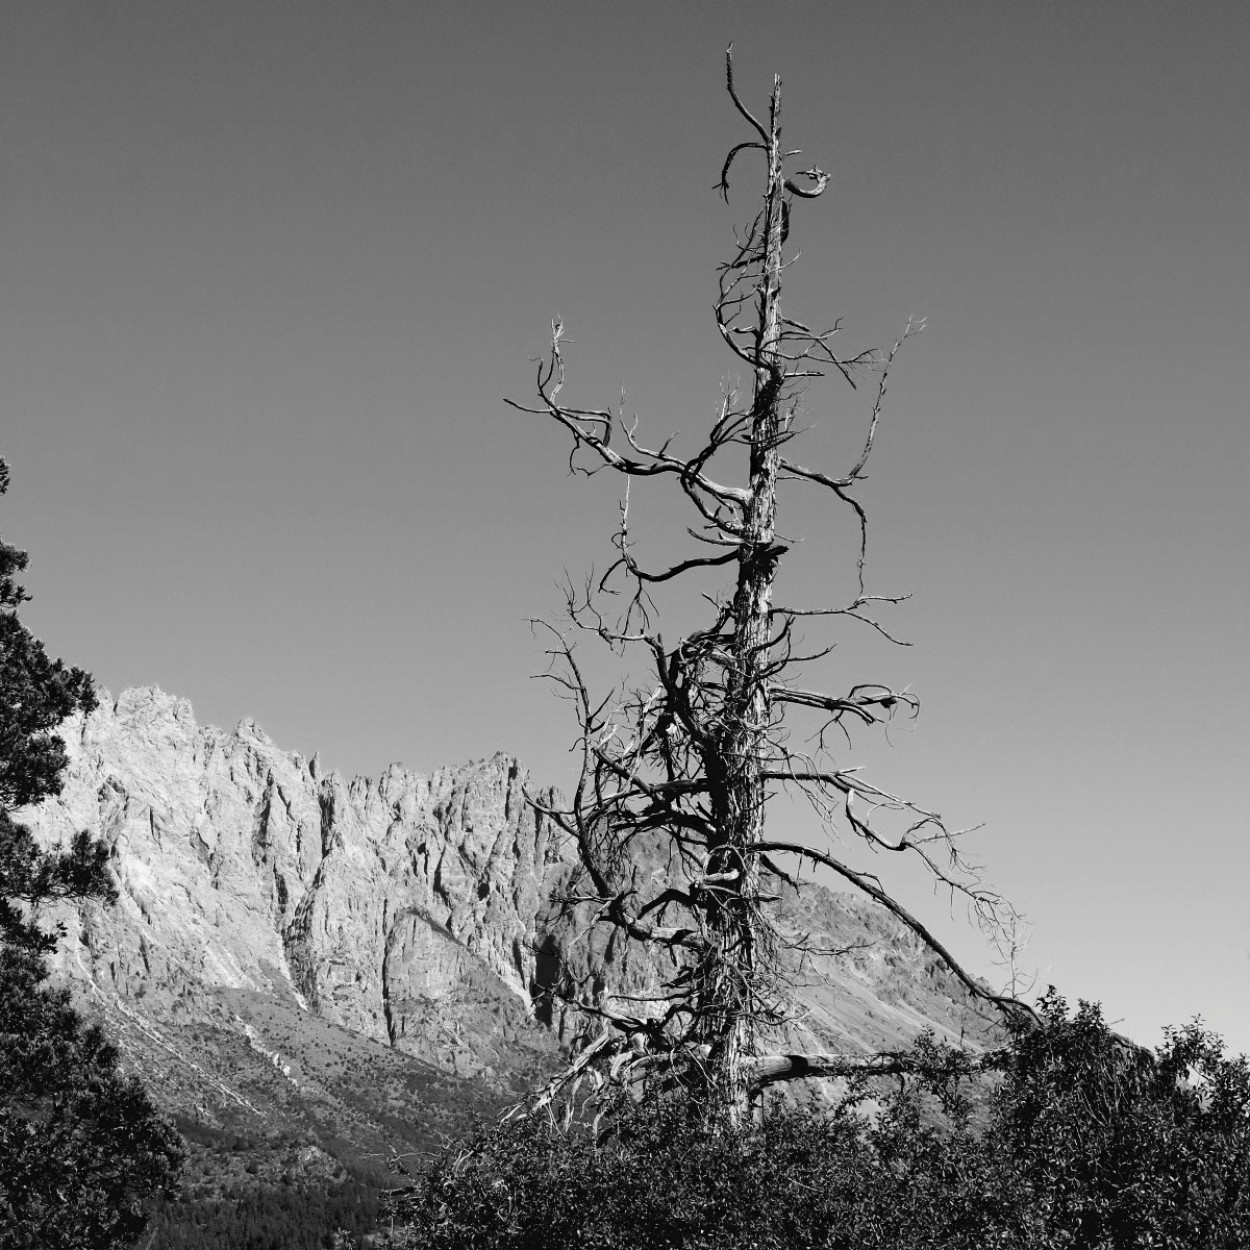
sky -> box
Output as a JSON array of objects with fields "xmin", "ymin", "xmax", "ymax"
[{"xmin": 2, "ymin": 2, "xmax": 1247, "ymax": 1054}]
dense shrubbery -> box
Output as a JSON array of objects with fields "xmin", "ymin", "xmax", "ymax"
[{"xmin": 394, "ymin": 992, "xmax": 1250, "ymax": 1249}]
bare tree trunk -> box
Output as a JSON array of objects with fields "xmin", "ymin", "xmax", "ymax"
[{"xmin": 700, "ymin": 80, "xmax": 789, "ymax": 1126}]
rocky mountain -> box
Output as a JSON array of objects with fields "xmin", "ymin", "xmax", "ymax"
[{"xmin": 20, "ymin": 687, "xmax": 1000, "ymax": 1162}]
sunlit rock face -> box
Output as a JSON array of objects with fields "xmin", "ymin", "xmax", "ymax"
[
  {"xmin": 25, "ymin": 687, "xmax": 568, "ymax": 1081},
  {"xmin": 23, "ymin": 686, "xmax": 998, "ymax": 1108}
]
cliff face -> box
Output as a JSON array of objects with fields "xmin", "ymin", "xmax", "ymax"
[
  {"xmin": 21, "ymin": 686, "xmax": 998, "ymax": 1142},
  {"xmin": 26, "ymin": 687, "xmax": 570, "ymax": 1083}
]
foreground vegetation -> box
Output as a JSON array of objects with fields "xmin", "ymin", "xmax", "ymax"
[{"xmin": 394, "ymin": 993, "xmax": 1250, "ymax": 1250}]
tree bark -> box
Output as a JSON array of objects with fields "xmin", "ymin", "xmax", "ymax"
[{"xmin": 699, "ymin": 79, "xmax": 789, "ymax": 1127}]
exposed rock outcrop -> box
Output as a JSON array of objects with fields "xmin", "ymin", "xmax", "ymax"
[{"xmin": 26, "ymin": 687, "xmax": 567, "ymax": 1081}]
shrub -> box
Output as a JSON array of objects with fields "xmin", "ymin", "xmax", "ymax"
[{"xmin": 394, "ymin": 993, "xmax": 1250, "ymax": 1250}]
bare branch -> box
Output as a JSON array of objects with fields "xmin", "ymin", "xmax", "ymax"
[
  {"xmin": 748, "ymin": 1046, "xmax": 1009, "ymax": 1092},
  {"xmin": 782, "ymin": 167, "xmax": 830, "ymax": 200},
  {"xmin": 723, "ymin": 45, "xmax": 769, "ymax": 146},
  {"xmin": 752, "ymin": 839, "xmax": 1038, "ymax": 1027}
]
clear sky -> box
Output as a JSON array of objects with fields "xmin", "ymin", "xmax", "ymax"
[{"xmin": 3, "ymin": 2, "xmax": 1247, "ymax": 1054}]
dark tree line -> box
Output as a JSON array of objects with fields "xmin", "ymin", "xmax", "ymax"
[{"xmin": 146, "ymin": 1175, "xmax": 381, "ymax": 1250}]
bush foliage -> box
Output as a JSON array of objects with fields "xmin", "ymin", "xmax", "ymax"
[{"xmin": 395, "ymin": 992, "xmax": 1250, "ymax": 1250}]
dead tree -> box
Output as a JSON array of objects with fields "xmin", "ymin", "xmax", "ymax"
[{"xmin": 508, "ymin": 50, "xmax": 1034, "ymax": 1129}]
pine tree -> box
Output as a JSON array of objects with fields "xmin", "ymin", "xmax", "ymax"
[{"xmin": 0, "ymin": 455, "xmax": 183, "ymax": 1250}]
